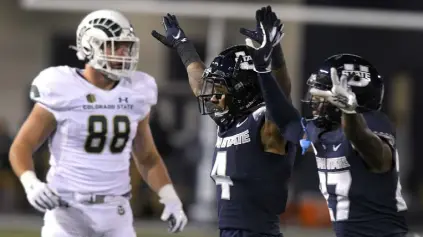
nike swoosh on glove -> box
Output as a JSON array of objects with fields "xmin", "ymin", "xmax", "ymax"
[
  {"xmin": 240, "ymin": 5, "xmax": 284, "ymax": 47},
  {"xmin": 151, "ymin": 13, "xmax": 188, "ymax": 48},
  {"xmin": 245, "ymin": 20, "xmax": 283, "ymax": 73}
]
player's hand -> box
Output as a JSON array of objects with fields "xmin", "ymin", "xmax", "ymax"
[
  {"xmin": 309, "ymin": 68, "xmax": 358, "ymax": 114},
  {"xmin": 24, "ymin": 179, "xmax": 61, "ymax": 213},
  {"xmin": 151, "ymin": 13, "xmax": 188, "ymax": 48},
  {"xmin": 240, "ymin": 5, "xmax": 284, "ymax": 47},
  {"xmin": 245, "ymin": 18, "xmax": 283, "ymax": 73},
  {"xmin": 159, "ymin": 198, "xmax": 188, "ymax": 233}
]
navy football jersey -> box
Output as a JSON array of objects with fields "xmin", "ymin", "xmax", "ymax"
[
  {"xmin": 306, "ymin": 111, "xmax": 408, "ymax": 237},
  {"xmin": 211, "ymin": 106, "xmax": 300, "ymax": 235}
]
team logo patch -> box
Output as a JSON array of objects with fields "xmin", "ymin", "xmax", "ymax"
[
  {"xmin": 117, "ymin": 205, "xmax": 125, "ymax": 216},
  {"xmin": 86, "ymin": 94, "xmax": 96, "ymax": 103}
]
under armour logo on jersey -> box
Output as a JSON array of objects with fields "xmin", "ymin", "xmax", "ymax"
[{"xmin": 118, "ymin": 97, "xmax": 129, "ymax": 103}]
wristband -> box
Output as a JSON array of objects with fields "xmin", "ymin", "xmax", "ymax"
[
  {"xmin": 19, "ymin": 170, "xmax": 39, "ymax": 191},
  {"xmin": 158, "ymin": 184, "xmax": 180, "ymax": 201},
  {"xmin": 176, "ymin": 41, "xmax": 202, "ymax": 68}
]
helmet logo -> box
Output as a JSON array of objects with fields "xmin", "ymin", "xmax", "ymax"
[
  {"xmin": 341, "ymin": 64, "xmax": 371, "ymax": 87},
  {"xmin": 234, "ymin": 51, "xmax": 254, "ymax": 70}
]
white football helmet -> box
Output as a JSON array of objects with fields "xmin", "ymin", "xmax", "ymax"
[{"xmin": 74, "ymin": 10, "xmax": 140, "ymax": 80}]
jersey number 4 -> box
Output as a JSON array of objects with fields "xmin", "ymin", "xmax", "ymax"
[
  {"xmin": 211, "ymin": 151, "xmax": 233, "ymax": 200},
  {"xmin": 84, "ymin": 115, "xmax": 130, "ymax": 153}
]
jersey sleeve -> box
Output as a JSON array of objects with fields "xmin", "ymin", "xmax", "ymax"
[
  {"xmin": 363, "ymin": 111, "xmax": 396, "ymax": 149},
  {"xmin": 131, "ymin": 71, "xmax": 158, "ymax": 120},
  {"xmin": 30, "ymin": 67, "xmax": 69, "ymax": 121}
]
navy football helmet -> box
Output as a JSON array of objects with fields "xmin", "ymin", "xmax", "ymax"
[
  {"xmin": 302, "ymin": 54, "xmax": 384, "ymax": 129},
  {"xmin": 197, "ymin": 45, "xmax": 263, "ymax": 127}
]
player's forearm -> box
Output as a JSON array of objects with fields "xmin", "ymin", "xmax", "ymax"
[
  {"xmin": 187, "ymin": 61, "xmax": 206, "ymax": 97},
  {"xmin": 342, "ymin": 113, "xmax": 388, "ymax": 170},
  {"xmin": 134, "ymin": 152, "xmax": 172, "ymax": 193},
  {"xmin": 9, "ymin": 142, "xmax": 35, "ymax": 177},
  {"xmin": 258, "ymin": 72, "xmax": 300, "ymax": 132},
  {"xmin": 271, "ymin": 44, "xmax": 291, "ymax": 97},
  {"xmin": 175, "ymin": 41, "xmax": 205, "ymax": 97}
]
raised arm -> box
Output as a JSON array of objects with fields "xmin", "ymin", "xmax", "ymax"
[
  {"xmin": 246, "ymin": 14, "xmax": 302, "ymax": 149},
  {"xmin": 152, "ymin": 13, "xmax": 205, "ymax": 97},
  {"xmin": 240, "ymin": 5, "xmax": 292, "ymax": 97}
]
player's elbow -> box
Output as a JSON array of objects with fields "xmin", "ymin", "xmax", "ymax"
[{"xmin": 133, "ymin": 148, "xmax": 160, "ymax": 170}]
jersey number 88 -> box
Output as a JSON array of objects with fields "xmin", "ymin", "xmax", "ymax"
[{"xmin": 84, "ymin": 115, "xmax": 130, "ymax": 153}]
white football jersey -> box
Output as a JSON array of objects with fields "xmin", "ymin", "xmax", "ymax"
[{"xmin": 30, "ymin": 66, "xmax": 157, "ymax": 195}]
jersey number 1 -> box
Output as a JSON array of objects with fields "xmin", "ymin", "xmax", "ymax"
[
  {"xmin": 84, "ymin": 115, "xmax": 130, "ymax": 153},
  {"xmin": 211, "ymin": 151, "xmax": 234, "ymax": 200},
  {"xmin": 318, "ymin": 170, "xmax": 352, "ymax": 221}
]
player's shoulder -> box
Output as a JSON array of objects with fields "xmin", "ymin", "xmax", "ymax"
[
  {"xmin": 129, "ymin": 71, "xmax": 157, "ymax": 91},
  {"xmin": 32, "ymin": 66, "xmax": 76, "ymax": 86},
  {"xmin": 363, "ymin": 110, "xmax": 396, "ymax": 144},
  {"xmin": 30, "ymin": 66, "xmax": 82, "ymax": 106},
  {"xmin": 123, "ymin": 70, "xmax": 158, "ymax": 106},
  {"xmin": 363, "ymin": 111, "xmax": 394, "ymax": 131}
]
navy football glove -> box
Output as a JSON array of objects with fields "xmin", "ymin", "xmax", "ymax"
[
  {"xmin": 151, "ymin": 14, "xmax": 188, "ymax": 48},
  {"xmin": 240, "ymin": 5, "xmax": 284, "ymax": 47},
  {"xmin": 246, "ymin": 20, "xmax": 283, "ymax": 73}
]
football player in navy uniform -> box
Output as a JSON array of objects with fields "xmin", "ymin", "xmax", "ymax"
[
  {"xmin": 301, "ymin": 54, "xmax": 409, "ymax": 237},
  {"xmin": 152, "ymin": 6, "xmax": 303, "ymax": 237}
]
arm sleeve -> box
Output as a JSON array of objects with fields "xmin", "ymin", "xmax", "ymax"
[{"xmin": 257, "ymin": 72, "xmax": 303, "ymax": 143}]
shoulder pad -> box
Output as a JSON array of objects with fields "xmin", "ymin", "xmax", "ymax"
[
  {"xmin": 363, "ymin": 111, "xmax": 396, "ymax": 146},
  {"xmin": 30, "ymin": 66, "xmax": 75, "ymax": 111},
  {"xmin": 130, "ymin": 71, "xmax": 158, "ymax": 106},
  {"xmin": 252, "ymin": 106, "xmax": 266, "ymax": 121}
]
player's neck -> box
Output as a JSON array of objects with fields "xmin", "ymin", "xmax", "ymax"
[{"xmin": 83, "ymin": 66, "xmax": 117, "ymax": 90}]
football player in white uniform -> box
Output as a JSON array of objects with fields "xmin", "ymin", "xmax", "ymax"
[{"xmin": 9, "ymin": 10, "xmax": 187, "ymax": 237}]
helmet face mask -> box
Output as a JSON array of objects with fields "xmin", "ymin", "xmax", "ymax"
[
  {"xmin": 74, "ymin": 10, "xmax": 140, "ymax": 81},
  {"xmin": 93, "ymin": 37, "xmax": 140, "ymax": 79},
  {"xmin": 197, "ymin": 45, "xmax": 263, "ymax": 128},
  {"xmin": 302, "ymin": 73, "xmax": 342, "ymax": 129},
  {"xmin": 197, "ymin": 76, "xmax": 231, "ymax": 117},
  {"xmin": 302, "ymin": 54, "xmax": 384, "ymax": 129}
]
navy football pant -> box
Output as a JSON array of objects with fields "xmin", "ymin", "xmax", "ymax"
[{"xmin": 220, "ymin": 229, "xmax": 283, "ymax": 237}]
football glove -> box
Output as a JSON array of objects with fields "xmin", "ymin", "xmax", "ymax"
[
  {"xmin": 245, "ymin": 19, "xmax": 283, "ymax": 73},
  {"xmin": 158, "ymin": 184, "xmax": 188, "ymax": 233},
  {"xmin": 20, "ymin": 171, "xmax": 61, "ymax": 212},
  {"xmin": 240, "ymin": 5, "xmax": 284, "ymax": 47},
  {"xmin": 151, "ymin": 14, "xmax": 188, "ymax": 48},
  {"xmin": 310, "ymin": 68, "xmax": 358, "ymax": 114}
]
